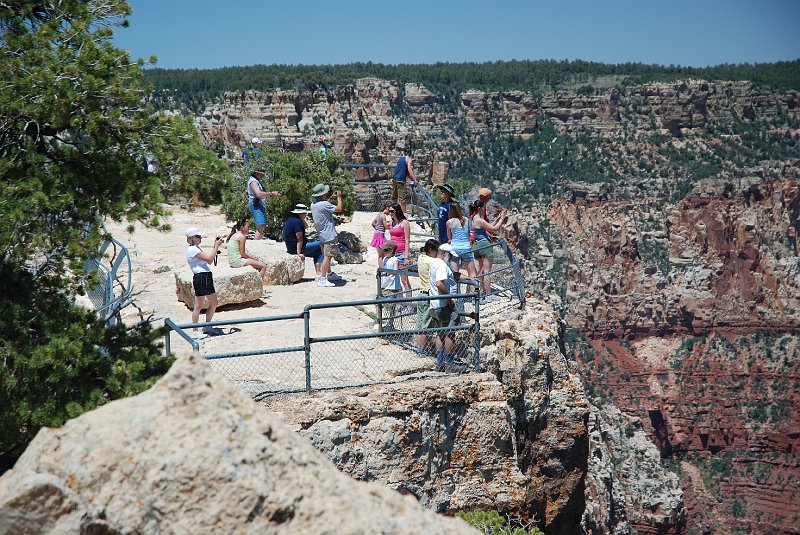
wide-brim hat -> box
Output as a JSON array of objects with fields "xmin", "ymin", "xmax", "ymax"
[
  {"xmin": 438, "ymin": 183, "xmax": 455, "ymax": 196},
  {"xmin": 478, "ymin": 187, "xmax": 492, "ymax": 197},
  {"xmin": 291, "ymin": 203, "xmax": 311, "ymax": 214},
  {"xmin": 185, "ymin": 227, "xmax": 206, "ymax": 238},
  {"xmin": 311, "ymin": 184, "xmax": 330, "ymax": 197},
  {"xmin": 439, "ymin": 243, "xmax": 459, "ymax": 257}
]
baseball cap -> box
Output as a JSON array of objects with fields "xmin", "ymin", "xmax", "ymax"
[
  {"xmin": 185, "ymin": 227, "xmax": 206, "ymax": 238},
  {"xmin": 478, "ymin": 187, "xmax": 492, "ymax": 197},
  {"xmin": 439, "ymin": 243, "xmax": 459, "ymax": 257},
  {"xmin": 251, "ymin": 137, "xmax": 261, "ymax": 144}
]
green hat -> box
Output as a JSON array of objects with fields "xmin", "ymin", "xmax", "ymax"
[{"xmin": 311, "ymin": 184, "xmax": 330, "ymax": 197}]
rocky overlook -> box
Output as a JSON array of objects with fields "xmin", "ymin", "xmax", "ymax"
[{"xmin": 185, "ymin": 76, "xmax": 799, "ymax": 533}]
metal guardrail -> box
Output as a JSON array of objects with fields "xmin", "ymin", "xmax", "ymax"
[
  {"xmin": 84, "ymin": 237, "xmax": 133, "ymax": 324},
  {"xmin": 164, "ymin": 291, "xmax": 480, "ymax": 399}
]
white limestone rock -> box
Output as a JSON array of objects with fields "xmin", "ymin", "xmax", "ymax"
[
  {"xmin": 174, "ymin": 265, "xmax": 262, "ymax": 309},
  {"xmin": 0, "ymin": 355, "xmax": 476, "ymax": 535}
]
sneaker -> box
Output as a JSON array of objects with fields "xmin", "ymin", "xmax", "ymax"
[
  {"xmin": 330, "ymin": 258, "xmax": 339, "ymax": 266},
  {"xmin": 327, "ymin": 272, "xmax": 343, "ymax": 282},
  {"xmin": 317, "ymin": 277, "xmax": 335, "ymax": 287},
  {"xmin": 190, "ymin": 331, "xmax": 207, "ymax": 340}
]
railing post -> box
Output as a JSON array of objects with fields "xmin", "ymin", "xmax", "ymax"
[
  {"xmin": 164, "ymin": 325, "xmax": 171, "ymax": 356},
  {"xmin": 473, "ymin": 289, "xmax": 481, "ymax": 372},
  {"xmin": 376, "ymin": 270, "xmax": 383, "ymax": 333},
  {"xmin": 303, "ymin": 308, "xmax": 312, "ymax": 392}
]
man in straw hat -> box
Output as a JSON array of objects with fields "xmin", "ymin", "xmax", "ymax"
[{"xmin": 310, "ymin": 184, "xmax": 343, "ymax": 287}]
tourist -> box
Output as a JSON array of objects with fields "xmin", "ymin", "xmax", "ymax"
[
  {"xmin": 317, "ymin": 135, "xmax": 329, "ymax": 155},
  {"xmin": 391, "ymin": 149, "xmax": 417, "ymax": 214},
  {"xmin": 282, "ymin": 203, "xmax": 324, "ymax": 281},
  {"xmin": 310, "ymin": 184, "xmax": 343, "ymax": 288},
  {"xmin": 388, "ymin": 203, "xmax": 412, "ymax": 296},
  {"xmin": 478, "ymin": 186, "xmax": 492, "ymax": 221},
  {"xmin": 436, "ymin": 183, "xmax": 454, "ymax": 244},
  {"xmin": 429, "ymin": 241, "xmax": 460, "ymax": 371},
  {"xmin": 446, "ymin": 202, "xmax": 477, "ymax": 280},
  {"xmin": 370, "ymin": 201, "xmax": 392, "ymax": 268},
  {"xmin": 469, "ymin": 200, "xmax": 509, "ymax": 300},
  {"xmin": 246, "ymin": 169, "xmax": 281, "ymax": 240},
  {"xmin": 415, "ymin": 239, "xmax": 440, "ymax": 355},
  {"xmin": 378, "ymin": 241, "xmax": 402, "ymax": 330},
  {"xmin": 242, "ymin": 136, "xmax": 263, "ymax": 160},
  {"xmin": 184, "ymin": 228, "xmax": 224, "ymax": 340},
  {"xmin": 225, "ymin": 219, "xmax": 267, "ymax": 279}
]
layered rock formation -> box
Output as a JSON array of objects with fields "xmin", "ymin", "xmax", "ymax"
[
  {"xmin": 0, "ymin": 355, "xmax": 476, "ymax": 534},
  {"xmin": 261, "ymin": 301, "xmax": 590, "ymax": 535},
  {"xmin": 546, "ymin": 178, "xmax": 800, "ymax": 533}
]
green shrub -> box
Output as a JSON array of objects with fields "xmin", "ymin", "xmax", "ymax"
[
  {"xmin": 456, "ymin": 510, "xmax": 544, "ymax": 535},
  {"xmin": 221, "ymin": 148, "xmax": 354, "ymax": 238}
]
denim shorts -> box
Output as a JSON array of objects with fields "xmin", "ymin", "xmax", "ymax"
[{"xmin": 249, "ymin": 201, "xmax": 266, "ymax": 226}]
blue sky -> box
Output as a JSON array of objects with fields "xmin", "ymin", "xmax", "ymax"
[{"xmin": 114, "ymin": 1, "xmax": 800, "ymax": 69}]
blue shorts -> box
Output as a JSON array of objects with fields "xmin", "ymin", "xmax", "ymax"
[
  {"xmin": 394, "ymin": 252, "xmax": 406, "ymax": 264},
  {"xmin": 249, "ymin": 201, "xmax": 266, "ymax": 226},
  {"xmin": 453, "ymin": 247, "xmax": 474, "ymax": 263}
]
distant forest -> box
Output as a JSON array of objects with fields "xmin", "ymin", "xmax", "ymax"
[{"xmin": 143, "ymin": 59, "xmax": 800, "ymax": 112}]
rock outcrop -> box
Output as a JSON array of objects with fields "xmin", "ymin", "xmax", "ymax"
[
  {"xmin": 0, "ymin": 355, "xmax": 476, "ymax": 535},
  {"xmin": 261, "ymin": 301, "xmax": 590, "ymax": 535},
  {"xmin": 583, "ymin": 404, "xmax": 686, "ymax": 535}
]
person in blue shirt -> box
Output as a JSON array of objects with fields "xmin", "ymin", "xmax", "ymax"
[
  {"xmin": 391, "ymin": 149, "xmax": 417, "ymax": 214},
  {"xmin": 282, "ymin": 204, "xmax": 324, "ymax": 281},
  {"xmin": 436, "ymin": 183, "xmax": 454, "ymax": 244},
  {"xmin": 242, "ymin": 137, "xmax": 263, "ymax": 161}
]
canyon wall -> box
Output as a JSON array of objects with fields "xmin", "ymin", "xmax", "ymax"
[{"xmin": 190, "ymin": 77, "xmax": 799, "ymax": 533}]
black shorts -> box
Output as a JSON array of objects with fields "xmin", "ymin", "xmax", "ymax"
[{"xmin": 192, "ymin": 272, "xmax": 216, "ymax": 297}]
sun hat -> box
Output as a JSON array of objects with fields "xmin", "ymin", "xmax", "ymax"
[
  {"xmin": 439, "ymin": 243, "xmax": 459, "ymax": 257},
  {"xmin": 252, "ymin": 169, "xmax": 265, "ymax": 176},
  {"xmin": 251, "ymin": 137, "xmax": 261, "ymax": 144},
  {"xmin": 311, "ymin": 183, "xmax": 330, "ymax": 197},
  {"xmin": 438, "ymin": 183, "xmax": 455, "ymax": 196},
  {"xmin": 478, "ymin": 187, "xmax": 492, "ymax": 197},
  {"xmin": 291, "ymin": 203, "xmax": 311, "ymax": 214},
  {"xmin": 185, "ymin": 227, "xmax": 206, "ymax": 238}
]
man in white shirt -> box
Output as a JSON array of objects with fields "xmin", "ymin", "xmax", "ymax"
[{"xmin": 429, "ymin": 243, "xmax": 460, "ymax": 370}]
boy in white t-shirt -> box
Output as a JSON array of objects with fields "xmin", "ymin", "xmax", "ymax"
[{"xmin": 429, "ymin": 243, "xmax": 460, "ymax": 370}]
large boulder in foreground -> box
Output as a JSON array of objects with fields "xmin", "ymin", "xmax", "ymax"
[{"xmin": 0, "ymin": 355, "xmax": 475, "ymax": 535}]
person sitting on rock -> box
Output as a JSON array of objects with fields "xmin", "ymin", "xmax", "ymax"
[
  {"xmin": 225, "ymin": 219, "xmax": 267, "ymax": 279},
  {"xmin": 282, "ymin": 203, "xmax": 324, "ymax": 281}
]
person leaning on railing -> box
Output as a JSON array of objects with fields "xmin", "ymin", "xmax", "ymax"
[
  {"xmin": 469, "ymin": 200, "xmax": 509, "ymax": 301},
  {"xmin": 429, "ymin": 242, "xmax": 461, "ymax": 371}
]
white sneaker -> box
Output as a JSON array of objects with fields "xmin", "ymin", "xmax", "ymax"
[
  {"xmin": 190, "ymin": 331, "xmax": 207, "ymax": 340},
  {"xmin": 330, "ymin": 258, "xmax": 339, "ymax": 266},
  {"xmin": 327, "ymin": 272, "xmax": 343, "ymax": 282},
  {"xmin": 317, "ymin": 277, "xmax": 335, "ymax": 287}
]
